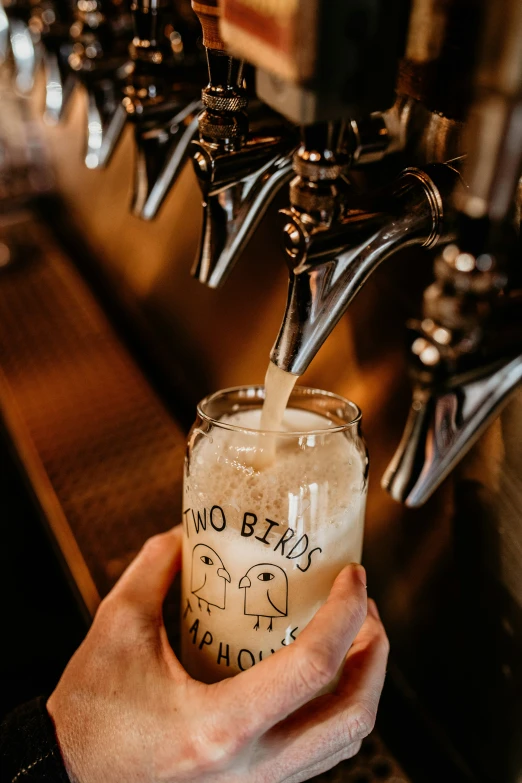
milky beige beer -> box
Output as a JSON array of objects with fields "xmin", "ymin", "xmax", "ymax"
[{"xmin": 180, "ymin": 384, "xmax": 368, "ymax": 683}]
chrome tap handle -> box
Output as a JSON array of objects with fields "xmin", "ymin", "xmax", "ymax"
[
  {"xmin": 455, "ymin": 0, "xmax": 522, "ymax": 227},
  {"xmin": 189, "ymin": 0, "xmax": 298, "ymax": 287},
  {"xmin": 65, "ymin": 0, "xmax": 133, "ymax": 168},
  {"xmin": 0, "ymin": 0, "xmax": 9, "ymax": 66},
  {"xmin": 0, "ymin": 59, "xmax": 54, "ymax": 207},
  {"xmin": 36, "ymin": 0, "xmax": 77, "ymax": 124},
  {"xmin": 383, "ymin": 356, "xmax": 522, "ymax": 507},
  {"xmin": 191, "ymin": 129, "xmax": 296, "ymax": 287},
  {"xmin": 133, "ymin": 98, "xmax": 201, "ymax": 219},
  {"xmin": 43, "ymin": 45, "xmax": 76, "ymax": 124},
  {"xmin": 270, "ymin": 163, "xmax": 460, "ymax": 375},
  {"xmin": 84, "ymin": 75, "xmax": 129, "ymax": 169},
  {"xmin": 383, "ymin": 0, "xmax": 522, "ymax": 508},
  {"xmin": 4, "ymin": 0, "xmax": 41, "ymax": 94},
  {"xmin": 9, "ymin": 17, "xmax": 38, "ymax": 93},
  {"xmin": 383, "ymin": 219, "xmax": 522, "ymax": 507},
  {"xmin": 122, "ymin": 0, "xmax": 205, "ymax": 217},
  {"xmin": 79, "ymin": 0, "xmax": 205, "ymax": 183}
]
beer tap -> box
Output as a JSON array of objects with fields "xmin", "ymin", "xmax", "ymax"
[
  {"xmin": 269, "ymin": 120, "xmax": 460, "ymax": 376},
  {"xmin": 189, "ymin": 0, "xmax": 298, "ymax": 288},
  {"xmin": 2, "ymin": 0, "xmax": 41, "ymax": 93},
  {"xmin": 28, "ymin": 0, "xmax": 76, "ymax": 124},
  {"xmin": 116, "ymin": 0, "xmax": 205, "ymax": 219},
  {"xmin": 382, "ymin": 234, "xmax": 522, "ymax": 507},
  {"xmin": 383, "ymin": 0, "xmax": 522, "ymax": 506},
  {"xmin": 0, "ymin": 1, "xmax": 9, "ymax": 67},
  {"xmin": 66, "ymin": 0, "xmax": 133, "ymax": 169}
]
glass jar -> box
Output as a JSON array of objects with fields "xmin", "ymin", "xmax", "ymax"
[{"xmin": 180, "ymin": 385, "xmax": 368, "ymax": 683}]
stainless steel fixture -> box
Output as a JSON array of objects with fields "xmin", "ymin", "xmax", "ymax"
[
  {"xmin": 384, "ymin": 0, "xmax": 522, "ymax": 506},
  {"xmin": 3, "ymin": 0, "xmax": 41, "ymax": 94},
  {"xmin": 64, "ymin": 0, "xmax": 133, "ymax": 168},
  {"xmin": 270, "ymin": 130, "xmax": 460, "ymax": 374},
  {"xmin": 111, "ymin": 0, "xmax": 205, "ymax": 217},
  {"xmin": 189, "ymin": 0, "xmax": 298, "ymax": 287}
]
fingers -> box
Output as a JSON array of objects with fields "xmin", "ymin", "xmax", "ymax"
[
  {"xmin": 335, "ymin": 599, "xmax": 389, "ymax": 713},
  {"xmin": 258, "ymin": 599, "xmax": 389, "ymax": 780},
  {"xmin": 107, "ymin": 526, "xmax": 183, "ymax": 617},
  {"xmin": 214, "ymin": 564, "xmax": 368, "ymax": 739}
]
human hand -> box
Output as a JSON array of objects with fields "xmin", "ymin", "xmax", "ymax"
[{"xmin": 47, "ymin": 526, "xmax": 389, "ymax": 783}]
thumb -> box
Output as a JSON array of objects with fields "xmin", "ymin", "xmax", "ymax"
[{"xmin": 109, "ymin": 526, "xmax": 182, "ymax": 616}]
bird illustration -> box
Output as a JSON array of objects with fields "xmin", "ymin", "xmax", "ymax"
[
  {"xmin": 239, "ymin": 563, "xmax": 288, "ymax": 631},
  {"xmin": 191, "ymin": 544, "xmax": 231, "ymax": 614}
]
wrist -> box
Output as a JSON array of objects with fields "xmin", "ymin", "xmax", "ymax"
[
  {"xmin": 46, "ymin": 692, "xmax": 84, "ymax": 783},
  {"xmin": 1, "ymin": 696, "xmax": 70, "ymax": 782}
]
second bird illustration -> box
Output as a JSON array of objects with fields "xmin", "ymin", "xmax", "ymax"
[
  {"xmin": 191, "ymin": 544, "xmax": 231, "ymax": 613},
  {"xmin": 239, "ymin": 564, "xmax": 289, "ymax": 631}
]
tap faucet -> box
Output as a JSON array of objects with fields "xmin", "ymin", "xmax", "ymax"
[
  {"xmin": 65, "ymin": 0, "xmax": 133, "ymax": 169},
  {"xmin": 269, "ymin": 117, "xmax": 460, "ymax": 375},
  {"xmin": 189, "ymin": 0, "xmax": 298, "ymax": 288},
  {"xmin": 27, "ymin": 0, "xmax": 76, "ymax": 124},
  {"xmin": 0, "ymin": 1, "xmax": 9, "ymax": 67},
  {"xmin": 2, "ymin": 0, "xmax": 41, "ymax": 93},
  {"xmin": 0, "ymin": 38, "xmax": 54, "ymax": 207},
  {"xmin": 117, "ymin": 0, "xmax": 205, "ymax": 219},
  {"xmin": 383, "ymin": 0, "xmax": 522, "ymax": 507},
  {"xmin": 382, "ymin": 237, "xmax": 522, "ymax": 507},
  {"xmin": 2, "ymin": 0, "xmax": 83, "ymax": 124}
]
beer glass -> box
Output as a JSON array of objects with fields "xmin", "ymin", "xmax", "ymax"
[{"xmin": 180, "ymin": 385, "xmax": 368, "ymax": 683}]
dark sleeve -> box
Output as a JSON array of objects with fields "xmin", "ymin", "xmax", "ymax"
[{"xmin": 0, "ymin": 696, "xmax": 70, "ymax": 782}]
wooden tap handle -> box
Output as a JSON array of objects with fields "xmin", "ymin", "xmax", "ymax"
[{"xmin": 191, "ymin": 0, "xmax": 226, "ymax": 51}]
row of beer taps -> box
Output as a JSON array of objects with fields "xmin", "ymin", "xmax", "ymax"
[{"xmin": 2, "ymin": 0, "xmax": 522, "ymax": 507}]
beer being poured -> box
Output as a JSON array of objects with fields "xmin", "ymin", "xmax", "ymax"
[
  {"xmin": 260, "ymin": 362, "xmax": 299, "ymax": 434},
  {"xmin": 255, "ymin": 362, "xmax": 299, "ymax": 468},
  {"xmin": 180, "ymin": 377, "xmax": 368, "ymax": 683}
]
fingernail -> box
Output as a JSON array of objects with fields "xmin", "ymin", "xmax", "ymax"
[
  {"xmin": 349, "ymin": 562, "xmax": 367, "ymax": 588},
  {"xmin": 368, "ymin": 598, "xmax": 380, "ymax": 619}
]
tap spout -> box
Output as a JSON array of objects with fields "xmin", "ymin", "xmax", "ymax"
[
  {"xmin": 133, "ymin": 99, "xmax": 201, "ymax": 220},
  {"xmin": 65, "ymin": 0, "xmax": 132, "ymax": 168},
  {"xmin": 271, "ymin": 163, "xmax": 460, "ymax": 375},
  {"xmin": 191, "ymin": 126, "xmax": 296, "ymax": 287},
  {"xmin": 0, "ymin": 0, "xmax": 9, "ymax": 66},
  {"xmin": 84, "ymin": 75, "xmax": 129, "ymax": 169},
  {"xmin": 190, "ymin": 41, "xmax": 297, "ymax": 287},
  {"xmin": 383, "ymin": 0, "xmax": 522, "ymax": 507},
  {"xmin": 43, "ymin": 48, "xmax": 76, "ymax": 125},
  {"xmin": 85, "ymin": 0, "xmax": 205, "ymax": 198},
  {"xmin": 382, "ymin": 355, "xmax": 522, "ymax": 507},
  {"xmin": 382, "ymin": 208, "xmax": 522, "ymax": 507},
  {"xmin": 122, "ymin": 0, "xmax": 205, "ymax": 217},
  {"xmin": 9, "ymin": 15, "xmax": 39, "ymax": 94},
  {"xmin": 189, "ymin": 0, "xmax": 300, "ymax": 287}
]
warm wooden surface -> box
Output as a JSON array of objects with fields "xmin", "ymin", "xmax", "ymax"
[{"xmin": 0, "ymin": 213, "xmax": 186, "ymax": 608}]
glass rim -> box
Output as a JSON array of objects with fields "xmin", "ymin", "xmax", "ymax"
[{"xmin": 196, "ymin": 384, "xmax": 362, "ymax": 437}]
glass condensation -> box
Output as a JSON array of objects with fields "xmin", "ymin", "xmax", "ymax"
[{"xmin": 180, "ymin": 386, "xmax": 369, "ymax": 684}]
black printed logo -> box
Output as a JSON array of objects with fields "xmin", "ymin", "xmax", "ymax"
[
  {"xmin": 239, "ymin": 563, "xmax": 288, "ymax": 631},
  {"xmin": 191, "ymin": 544, "xmax": 231, "ymax": 614}
]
